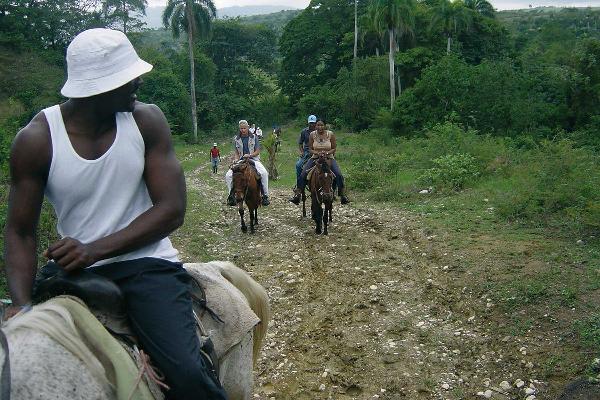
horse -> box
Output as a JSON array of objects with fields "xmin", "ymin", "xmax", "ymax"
[
  {"xmin": 308, "ymin": 154, "xmax": 335, "ymax": 235},
  {"xmin": 0, "ymin": 261, "xmax": 270, "ymax": 400},
  {"xmin": 231, "ymin": 159, "xmax": 261, "ymax": 233}
]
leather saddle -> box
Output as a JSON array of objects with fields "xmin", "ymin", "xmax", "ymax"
[{"xmin": 32, "ymin": 265, "xmax": 222, "ymax": 379}]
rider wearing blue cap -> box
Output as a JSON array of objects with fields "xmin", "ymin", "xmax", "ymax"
[{"xmin": 289, "ymin": 115, "xmax": 316, "ymax": 204}]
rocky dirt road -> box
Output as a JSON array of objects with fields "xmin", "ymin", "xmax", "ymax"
[{"xmin": 177, "ymin": 163, "xmax": 559, "ymax": 400}]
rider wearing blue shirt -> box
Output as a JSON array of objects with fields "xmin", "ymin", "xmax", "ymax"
[{"xmin": 289, "ymin": 115, "xmax": 316, "ymax": 204}]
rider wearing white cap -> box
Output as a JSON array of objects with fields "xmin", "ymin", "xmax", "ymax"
[
  {"xmin": 225, "ymin": 119, "xmax": 270, "ymax": 206},
  {"xmin": 3, "ymin": 28, "xmax": 226, "ymax": 400}
]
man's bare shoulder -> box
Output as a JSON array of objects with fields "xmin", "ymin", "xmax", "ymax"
[
  {"xmin": 12, "ymin": 111, "xmax": 51, "ymax": 156},
  {"xmin": 132, "ymin": 102, "xmax": 170, "ymax": 140}
]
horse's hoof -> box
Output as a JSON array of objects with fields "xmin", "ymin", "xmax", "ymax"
[{"xmin": 241, "ymin": 226, "xmax": 248, "ymax": 233}]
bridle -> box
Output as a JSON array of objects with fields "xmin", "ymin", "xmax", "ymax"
[
  {"xmin": 232, "ymin": 170, "xmax": 249, "ymax": 205},
  {"xmin": 315, "ymin": 161, "xmax": 334, "ymax": 203}
]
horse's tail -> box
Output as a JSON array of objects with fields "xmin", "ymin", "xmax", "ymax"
[{"xmin": 216, "ymin": 262, "xmax": 271, "ymax": 365}]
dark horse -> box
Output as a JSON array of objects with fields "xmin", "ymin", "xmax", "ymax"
[
  {"xmin": 232, "ymin": 159, "xmax": 261, "ymax": 233},
  {"xmin": 308, "ymin": 155, "xmax": 334, "ymax": 235}
]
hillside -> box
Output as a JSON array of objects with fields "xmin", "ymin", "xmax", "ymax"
[
  {"xmin": 498, "ymin": 6, "xmax": 600, "ymax": 37},
  {"xmin": 144, "ymin": 5, "xmax": 300, "ymax": 29}
]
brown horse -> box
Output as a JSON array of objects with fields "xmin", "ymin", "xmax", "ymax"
[
  {"xmin": 232, "ymin": 159, "xmax": 261, "ymax": 233},
  {"xmin": 308, "ymin": 155, "xmax": 334, "ymax": 235}
]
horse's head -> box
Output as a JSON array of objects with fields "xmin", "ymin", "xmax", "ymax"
[
  {"xmin": 316, "ymin": 157, "xmax": 334, "ymax": 203},
  {"xmin": 232, "ymin": 168, "xmax": 248, "ymax": 205}
]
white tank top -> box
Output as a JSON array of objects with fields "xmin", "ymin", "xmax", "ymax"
[{"xmin": 43, "ymin": 105, "xmax": 179, "ymax": 266}]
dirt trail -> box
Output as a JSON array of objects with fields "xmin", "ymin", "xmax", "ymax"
[{"xmin": 182, "ymin": 164, "xmax": 553, "ymax": 400}]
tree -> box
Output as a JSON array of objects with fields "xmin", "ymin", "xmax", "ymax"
[
  {"xmin": 429, "ymin": 0, "xmax": 473, "ymax": 55},
  {"xmin": 103, "ymin": 0, "xmax": 148, "ymax": 33},
  {"xmin": 279, "ymin": 0, "xmax": 354, "ymax": 103},
  {"xmin": 163, "ymin": 0, "xmax": 216, "ymax": 142},
  {"xmin": 369, "ymin": 0, "xmax": 416, "ymax": 110},
  {"xmin": 464, "ymin": 0, "xmax": 494, "ymax": 18}
]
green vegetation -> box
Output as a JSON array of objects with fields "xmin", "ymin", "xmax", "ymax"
[{"xmin": 1, "ymin": 0, "xmax": 600, "ymax": 383}]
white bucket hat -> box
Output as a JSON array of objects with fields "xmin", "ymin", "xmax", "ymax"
[{"xmin": 61, "ymin": 28, "xmax": 153, "ymax": 98}]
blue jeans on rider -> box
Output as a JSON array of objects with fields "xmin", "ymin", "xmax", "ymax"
[
  {"xmin": 295, "ymin": 151, "xmax": 310, "ymax": 189},
  {"xmin": 299, "ymin": 157, "xmax": 344, "ymax": 192},
  {"xmin": 34, "ymin": 258, "xmax": 227, "ymax": 400}
]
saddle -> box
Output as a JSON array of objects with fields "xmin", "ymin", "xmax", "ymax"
[
  {"xmin": 232, "ymin": 159, "xmax": 261, "ymax": 181},
  {"xmin": 32, "ymin": 267, "xmax": 222, "ymax": 391}
]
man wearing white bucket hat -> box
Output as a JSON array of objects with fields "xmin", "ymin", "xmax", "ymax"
[{"xmin": 3, "ymin": 29, "xmax": 226, "ymax": 400}]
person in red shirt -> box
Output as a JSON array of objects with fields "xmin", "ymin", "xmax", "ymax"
[{"xmin": 210, "ymin": 143, "xmax": 221, "ymax": 173}]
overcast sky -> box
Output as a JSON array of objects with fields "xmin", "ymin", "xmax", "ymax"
[{"xmin": 146, "ymin": 0, "xmax": 600, "ymax": 10}]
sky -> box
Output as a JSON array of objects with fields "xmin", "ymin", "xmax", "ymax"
[{"xmin": 146, "ymin": 0, "xmax": 600, "ymax": 10}]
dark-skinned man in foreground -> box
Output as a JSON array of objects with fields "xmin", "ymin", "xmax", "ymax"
[{"xmin": 3, "ymin": 28, "xmax": 227, "ymax": 400}]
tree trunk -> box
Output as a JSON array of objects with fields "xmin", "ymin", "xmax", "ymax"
[
  {"xmin": 447, "ymin": 35, "xmax": 451, "ymax": 54},
  {"xmin": 186, "ymin": 4, "xmax": 198, "ymax": 143},
  {"xmin": 353, "ymin": 0, "xmax": 358, "ymax": 61},
  {"xmin": 388, "ymin": 28, "xmax": 395, "ymax": 111},
  {"xmin": 398, "ymin": 73, "xmax": 402, "ymax": 96}
]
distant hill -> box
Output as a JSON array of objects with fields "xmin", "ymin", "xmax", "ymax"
[
  {"xmin": 239, "ymin": 9, "xmax": 301, "ymax": 35},
  {"xmin": 144, "ymin": 5, "xmax": 299, "ymax": 29},
  {"xmin": 497, "ymin": 6, "xmax": 600, "ymax": 38}
]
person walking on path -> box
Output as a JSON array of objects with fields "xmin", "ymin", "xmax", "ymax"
[
  {"xmin": 210, "ymin": 143, "xmax": 221, "ymax": 173},
  {"xmin": 2, "ymin": 28, "xmax": 226, "ymax": 400}
]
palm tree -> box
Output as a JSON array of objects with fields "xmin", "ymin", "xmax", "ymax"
[
  {"xmin": 103, "ymin": 0, "xmax": 147, "ymax": 33},
  {"xmin": 464, "ymin": 0, "xmax": 495, "ymax": 18},
  {"xmin": 429, "ymin": 0, "xmax": 473, "ymax": 55},
  {"xmin": 369, "ymin": 0, "xmax": 416, "ymax": 110},
  {"xmin": 354, "ymin": 0, "xmax": 358, "ymax": 62},
  {"xmin": 163, "ymin": 0, "xmax": 216, "ymax": 143}
]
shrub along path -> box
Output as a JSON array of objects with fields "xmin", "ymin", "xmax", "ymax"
[{"xmin": 170, "ymin": 142, "xmax": 592, "ymax": 399}]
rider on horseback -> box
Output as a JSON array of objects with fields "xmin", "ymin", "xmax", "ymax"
[
  {"xmin": 289, "ymin": 114, "xmax": 316, "ymax": 204},
  {"xmin": 291, "ymin": 117, "xmax": 350, "ymax": 205},
  {"xmin": 226, "ymin": 119, "xmax": 270, "ymax": 206},
  {"xmin": 3, "ymin": 29, "xmax": 226, "ymax": 400}
]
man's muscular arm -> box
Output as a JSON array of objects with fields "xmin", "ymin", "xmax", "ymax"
[
  {"xmin": 46, "ymin": 103, "xmax": 186, "ymax": 271},
  {"xmin": 4, "ymin": 112, "xmax": 52, "ymax": 308}
]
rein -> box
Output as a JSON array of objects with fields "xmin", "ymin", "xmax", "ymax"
[
  {"xmin": 0, "ymin": 328, "xmax": 10, "ymax": 400},
  {"xmin": 314, "ymin": 165, "xmax": 334, "ymax": 204}
]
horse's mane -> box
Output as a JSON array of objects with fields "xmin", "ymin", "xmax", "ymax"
[
  {"xmin": 3, "ymin": 301, "xmax": 111, "ymax": 390},
  {"xmin": 205, "ymin": 261, "xmax": 271, "ymax": 365}
]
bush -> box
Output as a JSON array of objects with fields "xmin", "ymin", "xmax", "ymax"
[
  {"xmin": 419, "ymin": 153, "xmax": 481, "ymax": 190},
  {"xmin": 392, "ymin": 56, "xmax": 571, "ymax": 137},
  {"xmin": 492, "ymin": 140, "xmax": 600, "ymax": 228}
]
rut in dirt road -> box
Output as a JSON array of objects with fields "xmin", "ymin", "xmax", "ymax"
[{"xmin": 183, "ymin": 165, "xmax": 550, "ymax": 400}]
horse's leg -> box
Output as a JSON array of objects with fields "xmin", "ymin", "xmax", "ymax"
[
  {"xmin": 254, "ymin": 207, "xmax": 258, "ymax": 225},
  {"xmin": 323, "ymin": 206, "xmax": 329, "ymax": 235},
  {"xmin": 219, "ymin": 331, "xmax": 254, "ymax": 400},
  {"xmin": 239, "ymin": 205, "xmax": 247, "ymax": 233},
  {"xmin": 249, "ymin": 206, "xmax": 255, "ymax": 234},
  {"xmin": 302, "ymin": 189, "xmax": 306, "ymax": 218},
  {"xmin": 313, "ymin": 199, "xmax": 322, "ymax": 234}
]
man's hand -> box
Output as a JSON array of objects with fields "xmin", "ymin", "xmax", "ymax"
[
  {"xmin": 242, "ymin": 154, "xmax": 251, "ymax": 159},
  {"xmin": 44, "ymin": 237, "xmax": 98, "ymax": 272},
  {"xmin": 3, "ymin": 304, "xmax": 31, "ymax": 321}
]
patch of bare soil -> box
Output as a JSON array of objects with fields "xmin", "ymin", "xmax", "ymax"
[{"xmin": 182, "ymin": 165, "xmax": 577, "ymax": 400}]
